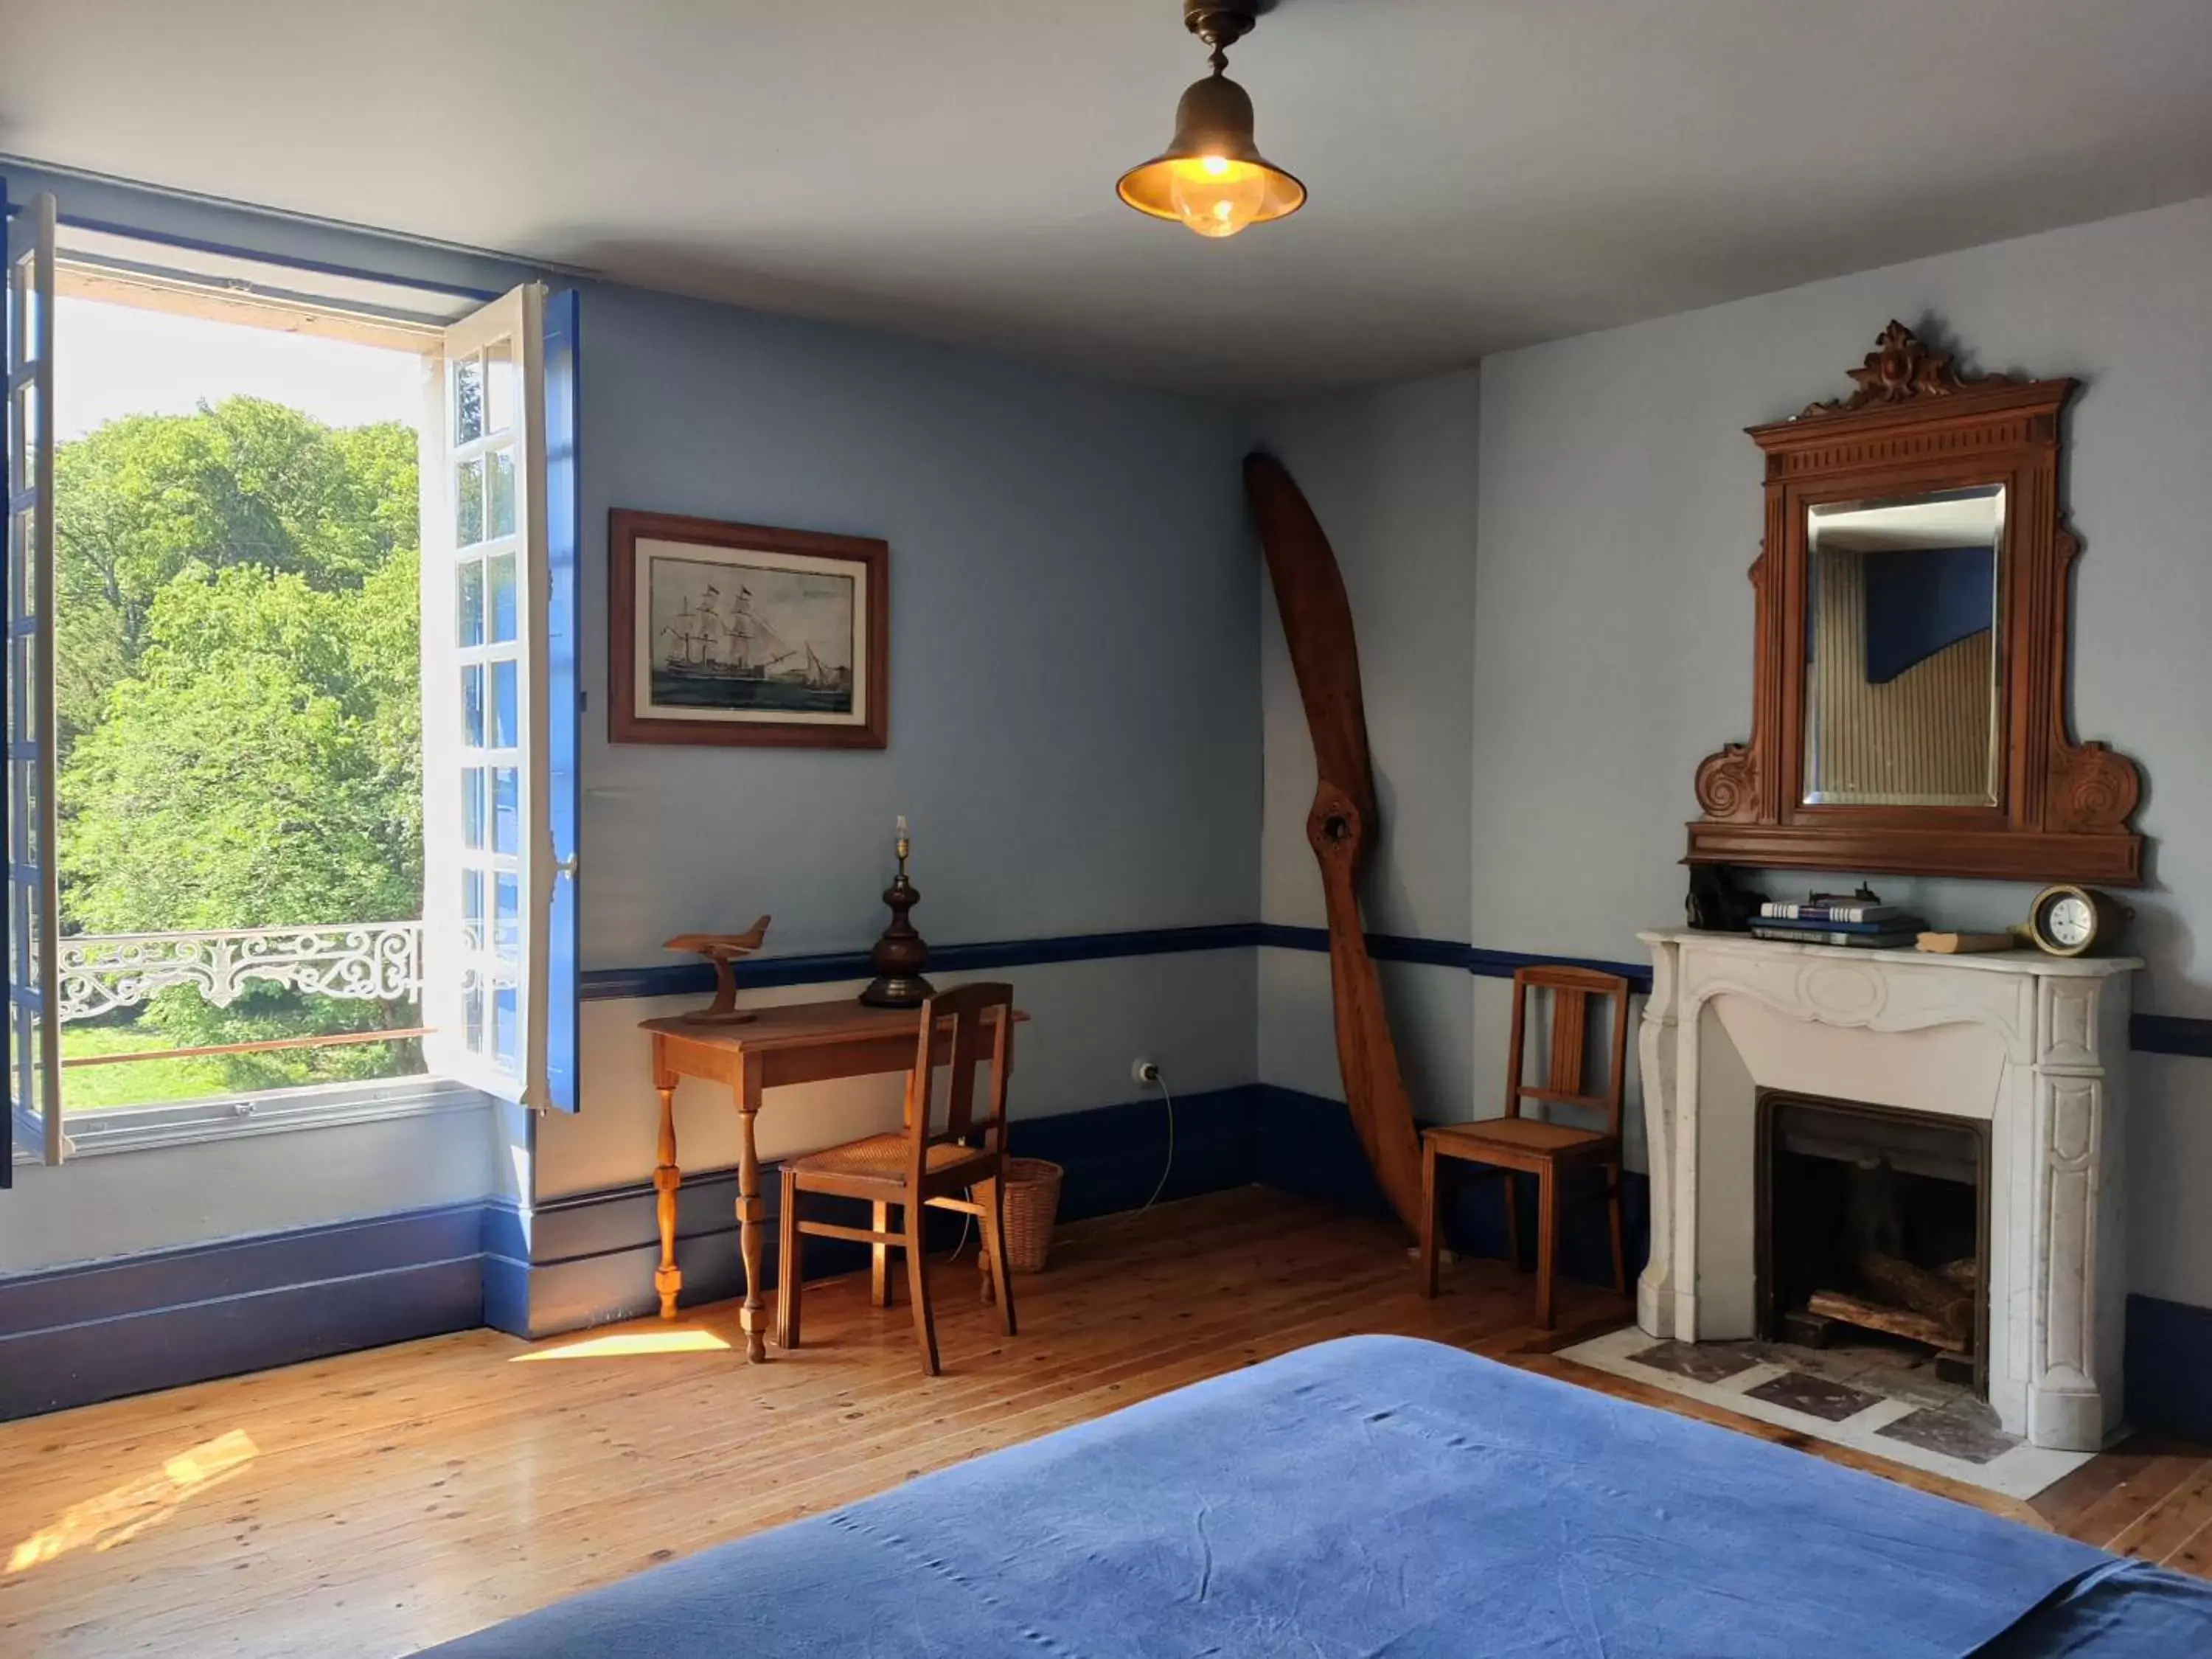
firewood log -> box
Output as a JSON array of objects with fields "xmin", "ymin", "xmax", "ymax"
[{"xmin": 1857, "ymin": 1251, "xmax": 1973, "ymax": 1342}]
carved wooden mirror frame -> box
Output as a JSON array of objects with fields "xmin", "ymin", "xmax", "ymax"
[{"xmin": 1687, "ymin": 322, "xmax": 2143, "ymax": 885}]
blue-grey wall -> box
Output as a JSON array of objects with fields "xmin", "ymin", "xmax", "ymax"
[
  {"xmin": 0, "ymin": 161, "xmax": 1264, "ymax": 1263},
  {"xmin": 538, "ymin": 283, "xmax": 1264, "ymax": 1196},
  {"xmin": 1256, "ymin": 372, "xmax": 1481, "ymax": 1122},
  {"xmin": 1256, "ymin": 192, "xmax": 2212, "ymax": 1312}
]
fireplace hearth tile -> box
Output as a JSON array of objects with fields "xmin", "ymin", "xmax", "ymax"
[
  {"xmin": 1744, "ymin": 1370, "xmax": 1883, "ymax": 1422},
  {"xmin": 1560, "ymin": 1326, "xmax": 2096, "ymax": 1500},
  {"xmin": 1628, "ymin": 1340, "xmax": 1762, "ymax": 1384},
  {"xmin": 1876, "ymin": 1407, "xmax": 2020, "ymax": 1465}
]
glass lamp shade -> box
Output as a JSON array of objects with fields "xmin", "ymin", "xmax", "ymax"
[{"xmin": 1117, "ymin": 72, "xmax": 1305, "ymax": 237}]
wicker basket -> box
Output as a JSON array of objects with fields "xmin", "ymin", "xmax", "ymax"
[{"xmin": 999, "ymin": 1158, "xmax": 1065, "ymax": 1273}]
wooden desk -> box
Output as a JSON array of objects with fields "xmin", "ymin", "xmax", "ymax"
[{"xmin": 641, "ymin": 998, "xmax": 1023, "ymax": 1361}]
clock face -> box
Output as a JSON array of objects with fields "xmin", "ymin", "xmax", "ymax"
[{"xmin": 2046, "ymin": 894, "xmax": 2093, "ymax": 948}]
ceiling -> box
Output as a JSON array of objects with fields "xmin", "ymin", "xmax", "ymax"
[{"xmin": 7, "ymin": 1, "xmax": 2212, "ymax": 400}]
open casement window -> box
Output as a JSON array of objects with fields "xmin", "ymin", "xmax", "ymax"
[
  {"xmin": 420, "ymin": 284, "xmax": 580, "ymax": 1110},
  {"xmin": 6, "ymin": 189, "xmax": 61, "ymax": 1177}
]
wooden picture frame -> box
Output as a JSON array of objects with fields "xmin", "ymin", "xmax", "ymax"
[
  {"xmin": 609, "ymin": 509, "xmax": 889, "ymax": 749},
  {"xmin": 1686, "ymin": 323, "xmax": 2143, "ymax": 885}
]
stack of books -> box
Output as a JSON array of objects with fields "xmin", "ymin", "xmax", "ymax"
[{"xmin": 1750, "ymin": 900, "xmax": 1924, "ymax": 949}]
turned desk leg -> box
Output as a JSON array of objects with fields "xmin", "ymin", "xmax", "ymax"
[
  {"xmin": 653, "ymin": 1050, "xmax": 683, "ymax": 1321},
  {"xmin": 736, "ymin": 1059, "xmax": 768, "ymax": 1362}
]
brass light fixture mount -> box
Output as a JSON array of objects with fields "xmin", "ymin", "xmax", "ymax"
[
  {"xmin": 1187, "ymin": 1, "xmax": 1263, "ymax": 67},
  {"xmin": 1118, "ymin": 0, "xmax": 1306, "ymax": 239}
]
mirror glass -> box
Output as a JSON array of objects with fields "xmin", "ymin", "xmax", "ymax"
[{"xmin": 1801, "ymin": 484, "xmax": 2003, "ymax": 807}]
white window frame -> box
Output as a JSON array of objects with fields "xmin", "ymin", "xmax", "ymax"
[
  {"xmin": 6, "ymin": 215, "xmax": 582, "ymax": 1159},
  {"xmin": 420, "ymin": 284, "xmax": 564, "ymax": 1109}
]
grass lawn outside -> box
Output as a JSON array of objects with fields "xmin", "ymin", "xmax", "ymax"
[
  {"xmin": 60, "ymin": 1022, "xmax": 243, "ymax": 1110},
  {"xmin": 58, "ymin": 1020, "xmax": 425, "ymax": 1111}
]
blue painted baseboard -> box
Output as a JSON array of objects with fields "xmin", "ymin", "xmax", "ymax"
[
  {"xmin": 1253, "ymin": 1085, "xmax": 1652, "ymax": 1293},
  {"xmin": 0, "ymin": 1203, "xmax": 487, "ymax": 1420},
  {"xmin": 6, "ymin": 1084, "xmax": 2202, "ymax": 1447},
  {"xmin": 497, "ymin": 1087, "xmax": 1262, "ymax": 1340},
  {"xmin": 2125, "ymin": 1293, "xmax": 2212, "ymax": 1442}
]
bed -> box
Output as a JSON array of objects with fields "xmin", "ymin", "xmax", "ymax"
[{"xmin": 423, "ymin": 1335, "xmax": 2212, "ymax": 1657}]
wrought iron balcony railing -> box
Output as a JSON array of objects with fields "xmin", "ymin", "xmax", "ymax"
[
  {"xmin": 55, "ymin": 921, "xmax": 428, "ymax": 1082},
  {"xmin": 58, "ymin": 921, "xmax": 425, "ymax": 1023}
]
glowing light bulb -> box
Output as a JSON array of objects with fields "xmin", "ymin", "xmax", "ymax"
[{"xmin": 1166, "ymin": 155, "xmax": 1268, "ymax": 239}]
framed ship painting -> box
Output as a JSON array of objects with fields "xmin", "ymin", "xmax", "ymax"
[{"xmin": 609, "ymin": 509, "xmax": 888, "ymax": 748}]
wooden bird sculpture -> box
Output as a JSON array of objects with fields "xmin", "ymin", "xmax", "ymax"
[
  {"xmin": 664, "ymin": 916, "xmax": 773, "ymax": 1024},
  {"xmin": 1245, "ymin": 453, "xmax": 1425, "ymax": 1237}
]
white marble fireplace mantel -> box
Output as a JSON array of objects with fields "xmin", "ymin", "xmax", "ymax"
[{"xmin": 1636, "ymin": 928, "xmax": 2138, "ymax": 1451}]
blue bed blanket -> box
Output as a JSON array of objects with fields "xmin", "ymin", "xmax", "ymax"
[{"xmin": 423, "ymin": 1335, "xmax": 2211, "ymax": 1657}]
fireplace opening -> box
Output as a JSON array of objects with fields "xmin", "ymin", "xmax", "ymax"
[{"xmin": 1756, "ymin": 1091, "xmax": 1990, "ymax": 1397}]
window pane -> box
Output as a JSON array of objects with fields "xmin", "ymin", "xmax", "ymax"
[
  {"xmin": 464, "ymin": 978, "xmax": 484, "ymax": 1056},
  {"xmin": 14, "ymin": 383, "xmax": 37, "ymax": 486},
  {"xmin": 484, "ymin": 338, "xmax": 515, "ymax": 434},
  {"xmin": 487, "ymin": 447, "xmax": 515, "ymax": 540},
  {"xmin": 456, "ymin": 559, "xmax": 484, "ymax": 647},
  {"xmin": 491, "ymin": 660, "xmax": 518, "ymax": 749},
  {"xmin": 454, "ymin": 456, "xmax": 484, "ymax": 549},
  {"xmin": 462, "ymin": 766, "xmax": 485, "ymax": 849},
  {"xmin": 494, "ymin": 872, "xmax": 520, "ymax": 962},
  {"xmin": 493, "ymin": 984, "xmax": 519, "ymax": 1071},
  {"xmin": 492, "ymin": 766, "xmax": 519, "ymax": 855},
  {"xmin": 453, "ymin": 352, "xmax": 484, "ymax": 445},
  {"xmin": 462, "ymin": 869, "xmax": 484, "ymax": 953},
  {"xmin": 460, "ymin": 664, "xmax": 484, "ymax": 748},
  {"xmin": 487, "ymin": 552, "xmax": 518, "ymax": 643}
]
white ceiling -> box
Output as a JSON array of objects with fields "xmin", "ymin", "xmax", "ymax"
[{"xmin": 7, "ymin": 1, "xmax": 2212, "ymax": 400}]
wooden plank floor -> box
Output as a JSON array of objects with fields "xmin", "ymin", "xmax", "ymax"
[{"xmin": 1, "ymin": 1187, "xmax": 2205, "ymax": 1658}]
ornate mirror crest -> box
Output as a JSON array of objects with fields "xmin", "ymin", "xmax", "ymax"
[{"xmin": 1687, "ymin": 322, "xmax": 2143, "ymax": 885}]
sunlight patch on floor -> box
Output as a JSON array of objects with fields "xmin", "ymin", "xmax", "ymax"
[
  {"xmin": 511, "ymin": 1328, "xmax": 731, "ymax": 1362},
  {"xmin": 7, "ymin": 1428, "xmax": 259, "ymax": 1573}
]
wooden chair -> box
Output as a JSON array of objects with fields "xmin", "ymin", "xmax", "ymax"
[
  {"xmin": 1419, "ymin": 964, "xmax": 1630, "ymax": 1327},
  {"xmin": 776, "ymin": 982, "xmax": 1017, "ymax": 1376}
]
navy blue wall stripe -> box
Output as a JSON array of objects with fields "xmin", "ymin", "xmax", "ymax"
[
  {"xmin": 581, "ymin": 926, "xmax": 2212, "ymax": 1057},
  {"xmin": 2132, "ymin": 1013, "xmax": 2212, "ymax": 1059},
  {"xmin": 580, "ymin": 923, "xmax": 1263, "ymax": 1001},
  {"xmin": 582, "ymin": 924, "xmax": 1656, "ymax": 1002}
]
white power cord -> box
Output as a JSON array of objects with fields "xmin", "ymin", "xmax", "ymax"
[
  {"xmin": 1135, "ymin": 1060, "xmax": 1176, "ymax": 1213},
  {"xmin": 947, "ymin": 1060, "xmax": 1178, "ymax": 1260}
]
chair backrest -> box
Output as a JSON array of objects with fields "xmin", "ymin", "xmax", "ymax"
[
  {"xmin": 904, "ymin": 981, "xmax": 1015, "ymax": 1177},
  {"xmin": 1503, "ymin": 964, "xmax": 1631, "ymax": 1139}
]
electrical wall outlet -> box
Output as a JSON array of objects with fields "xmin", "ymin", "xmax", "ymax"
[{"xmin": 1131, "ymin": 1057, "xmax": 1161, "ymax": 1087}]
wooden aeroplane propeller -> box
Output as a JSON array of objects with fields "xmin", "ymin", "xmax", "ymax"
[{"xmin": 1246, "ymin": 453, "xmax": 1425, "ymax": 1237}]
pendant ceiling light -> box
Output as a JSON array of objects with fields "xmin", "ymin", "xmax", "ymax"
[{"xmin": 1117, "ymin": 1, "xmax": 1305, "ymax": 240}]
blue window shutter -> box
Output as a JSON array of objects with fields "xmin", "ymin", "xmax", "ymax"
[{"xmin": 541, "ymin": 289, "xmax": 582, "ymax": 1110}]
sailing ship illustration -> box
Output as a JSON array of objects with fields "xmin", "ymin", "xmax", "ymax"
[{"xmin": 655, "ymin": 585, "xmax": 851, "ymax": 691}]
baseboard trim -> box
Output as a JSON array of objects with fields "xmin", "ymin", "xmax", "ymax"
[
  {"xmin": 501, "ymin": 1088, "xmax": 1262, "ymax": 1339},
  {"xmin": 8, "ymin": 1091, "xmax": 2202, "ymax": 1439},
  {"xmin": 0, "ymin": 1202, "xmax": 487, "ymax": 1420},
  {"xmin": 1253, "ymin": 1085, "xmax": 1652, "ymax": 1290},
  {"xmin": 2124, "ymin": 1293, "xmax": 2212, "ymax": 1441}
]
